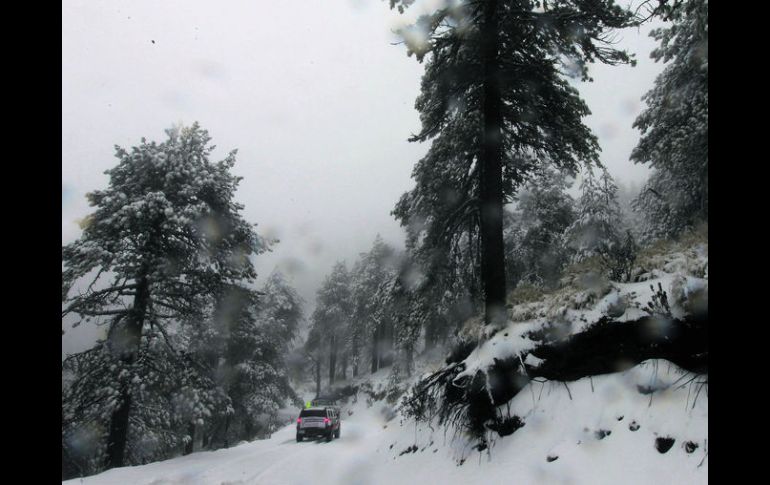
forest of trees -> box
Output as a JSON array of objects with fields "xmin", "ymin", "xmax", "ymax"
[
  {"xmin": 304, "ymin": 0, "xmax": 707, "ymax": 442},
  {"xmin": 63, "ymin": 0, "xmax": 707, "ymax": 479},
  {"xmin": 389, "ymin": 0, "xmax": 707, "ymax": 440}
]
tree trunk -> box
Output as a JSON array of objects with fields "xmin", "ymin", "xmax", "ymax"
[
  {"xmin": 383, "ymin": 321, "xmax": 394, "ymax": 367},
  {"xmin": 202, "ymin": 429, "xmax": 210, "ymax": 450},
  {"xmin": 244, "ymin": 417, "xmax": 255, "ymax": 441},
  {"xmin": 105, "ymin": 273, "xmax": 150, "ymax": 469},
  {"xmin": 478, "ymin": 0, "xmax": 507, "ymax": 327},
  {"xmin": 424, "ymin": 318, "xmax": 438, "ymax": 352},
  {"xmin": 315, "ymin": 359, "xmax": 321, "ymax": 397},
  {"xmin": 352, "ymin": 336, "xmax": 359, "ymax": 377},
  {"xmin": 371, "ymin": 326, "xmax": 379, "ymax": 374},
  {"xmin": 329, "ymin": 334, "xmax": 337, "ymax": 385},
  {"xmin": 184, "ymin": 422, "xmax": 195, "ymax": 455},
  {"xmin": 700, "ymin": 167, "xmax": 708, "ymax": 219},
  {"xmin": 105, "ymin": 388, "xmax": 133, "ymax": 468},
  {"xmin": 406, "ymin": 346, "xmax": 413, "ymax": 377},
  {"xmin": 340, "ymin": 353, "xmax": 347, "ymax": 380},
  {"xmin": 223, "ymin": 414, "xmax": 230, "ymax": 448}
]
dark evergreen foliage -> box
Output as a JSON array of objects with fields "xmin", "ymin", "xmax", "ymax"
[
  {"xmin": 61, "ymin": 124, "xmax": 298, "ymax": 477},
  {"xmin": 631, "ymin": 0, "xmax": 708, "ymax": 241},
  {"xmin": 391, "ymin": 0, "xmax": 635, "ymax": 325},
  {"xmin": 504, "ymin": 167, "xmax": 577, "ymax": 288}
]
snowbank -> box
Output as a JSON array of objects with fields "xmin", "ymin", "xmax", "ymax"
[{"xmin": 62, "ymin": 359, "xmax": 707, "ymax": 485}]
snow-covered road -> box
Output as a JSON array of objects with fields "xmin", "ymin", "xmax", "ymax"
[
  {"xmin": 63, "ymin": 398, "xmax": 396, "ymax": 485},
  {"xmin": 64, "ymin": 360, "xmax": 707, "ymax": 485}
]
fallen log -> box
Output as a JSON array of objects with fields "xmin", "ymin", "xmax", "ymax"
[{"xmin": 530, "ymin": 313, "xmax": 708, "ymax": 379}]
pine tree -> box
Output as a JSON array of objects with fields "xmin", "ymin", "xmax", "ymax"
[
  {"xmin": 563, "ymin": 167, "xmax": 639, "ymax": 281},
  {"xmin": 565, "ymin": 167, "xmax": 623, "ymax": 262},
  {"xmin": 505, "ymin": 167, "xmax": 576, "ymax": 288},
  {"xmin": 386, "ymin": 256, "xmax": 426, "ymax": 377},
  {"xmin": 258, "ymin": 270, "xmax": 305, "ymax": 354},
  {"xmin": 391, "ymin": 0, "xmax": 634, "ymax": 326},
  {"xmin": 303, "ymin": 326, "xmax": 325, "ymax": 397},
  {"xmin": 309, "ymin": 262, "xmax": 352, "ymax": 385},
  {"xmin": 631, "ymin": 0, "xmax": 708, "ymax": 240},
  {"xmin": 203, "ymin": 272, "xmax": 302, "ymax": 447},
  {"xmin": 61, "ymin": 123, "xmax": 266, "ymax": 471},
  {"xmin": 253, "ymin": 270, "xmax": 303, "ymax": 422},
  {"xmin": 349, "ymin": 236, "xmax": 398, "ymax": 374}
]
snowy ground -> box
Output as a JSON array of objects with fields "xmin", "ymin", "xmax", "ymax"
[{"xmin": 63, "ymin": 358, "xmax": 707, "ymax": 485}]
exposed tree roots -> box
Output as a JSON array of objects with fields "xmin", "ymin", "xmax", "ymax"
[{"xmin": 401, "ymin": 312, "xmax": 708, "ymax": 440}]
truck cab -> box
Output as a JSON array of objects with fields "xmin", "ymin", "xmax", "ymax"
[{"xmin": 296, "ymin": 406, "xmax": 341, "ymax": 442}]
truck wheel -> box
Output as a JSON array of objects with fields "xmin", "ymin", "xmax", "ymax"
[
  {"xmin": 326, "ymin": 432, "xmax": 333, "ymax": 442},
  {"xmin": 335, "ymin": 429, "xmax": 340, "ymax": 439}
]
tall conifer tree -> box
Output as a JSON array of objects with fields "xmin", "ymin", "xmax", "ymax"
[
  {"xmin": 391, "ymin": 0, "xmax": 634, "ymax": 326},
  {"xmin": 632, "ymin": 0, "xmax": 708, "ymax": 240},
  {"xmin": 62, "ymin": 124, "xmax": 265, "ymax": 469}
]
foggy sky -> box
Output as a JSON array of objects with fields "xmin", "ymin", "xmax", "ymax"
[{"xmin": 62, "ymin": 0, "xmax": 664, "ymax": 356}]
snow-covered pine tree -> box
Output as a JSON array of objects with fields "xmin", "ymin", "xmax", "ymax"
[
  {"xmin": 258, "ymin": 270, "xmax": 305, "ymax": 356},
  {"xmin": 62, "ymin": 123, "xmax": 266, "ymax": 472},
  {"xmin": 392, "ymin": 192, "xmax": 481, "ymax": 351},
  {"xmin": 390, "ymin": 0, "xmax": 635, "ymax": 326},
  {"xmin": 63, "ymin": 330, "xmax": 230, "ymax": 473},
  {"xmin": 252, "ymin": 270, "xmax": 304, "ymax": 424},
  {"xmin": 616, "ymin": 178, "xmax": 644, "ymax": 239},
  {"xmin": 303, "ymin": 325, "xmax": 325, "ymax": 397},
  {"xmin": 200, "ymin": 272, "xmax": 302, "ymax": 448},
  {"xmin": 309, "ymin": 262, "xmax": 352, "ymax": 385},
  {"xmin": 384, "ymin": 255, "xmax": 426, "ymax": 378},
  {"xmin": 565, "ymin": 167, "xmax": 623, "ymax": 262},
  {"xmin": 631, "ymin": 0, "xmax": 708, "ymax": 241},
  {"xmin": 505, "ymin": 167, "xmax": 577, "ymax": 289},
  {"xmin": 371, "ymin": 262, "xmax": 403, "ymax": 372},
  {"xmin": 349, "ymin": 236, "xmax": 398, "ymax": 374},
  {"xmin": 563, "ymin": 167, "xmax": 640, "ymax": 281}
]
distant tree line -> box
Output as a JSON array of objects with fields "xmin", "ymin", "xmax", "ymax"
[
  {"xmin": 301, "ymin": 161, "xmax": 655, "ymax": 395},
  {"xmin": 302, "ymin": 235, "xmax": 466, "ymax": 395}
]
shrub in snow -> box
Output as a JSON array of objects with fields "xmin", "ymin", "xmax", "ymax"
[
  {"xmin": 644, "ymin": 283, "xmax": 672, "ymax": 317},
  {"xmin": 597, "ymin": 230, "xmax": 639, "ymax": 282},
  {"xmin": 634, "ymin": 223, "xmax": 708, "ymax": 280},
  {"xmin": 507, "ymin": 283, "xmax": 547, "ymax": 306}
]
